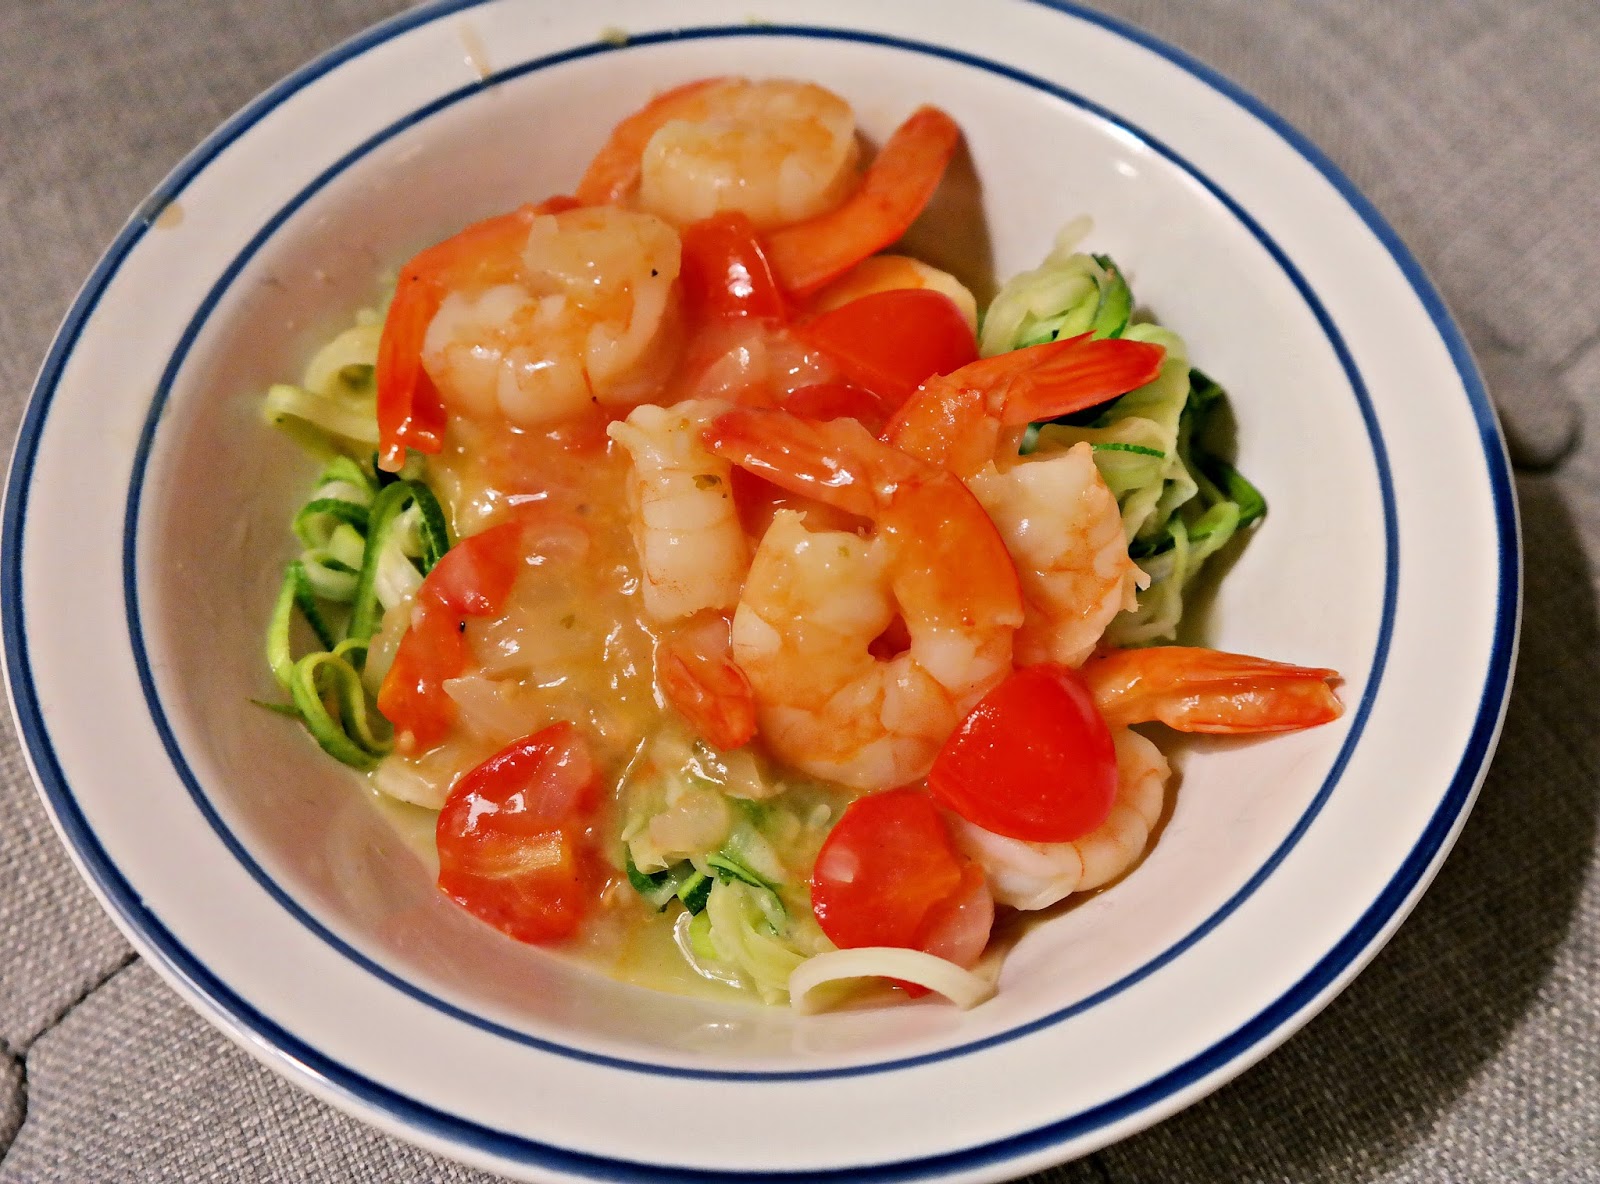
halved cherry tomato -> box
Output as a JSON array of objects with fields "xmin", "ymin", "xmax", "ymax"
[
  {"xmin": 794, "ymin": 288, "xmax": 977, "ymax": 411},
  {"xmin": 810, "ymin": 787, "xmax": 987, "ymax": 957},
  {"xmin": 373, "ymin": 594, "xmax": 469, "ymax": 757},
  {"xmin": 377, "ymin": 518, "xmax": 529, "ymax": 754},
  {"xmin": 679, "ymin": 212, "xmax": 789, "ymax": 325},
  {"xmin": 436, "ymin": 722, "xmax": 602, "ymax": 944},
  {"xmin": 927, "ymin": 665, "xmax": 1117, "ymax": 843}
]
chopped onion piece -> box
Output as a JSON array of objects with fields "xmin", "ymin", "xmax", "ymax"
[{"xmin": 788, "ymin": 947, "xmax": 996, "ymax": 1014}]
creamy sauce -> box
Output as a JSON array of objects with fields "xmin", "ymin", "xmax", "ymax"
[{"xmin": 368, "ymin": 319, "xmax": 858, "ymax": 997}]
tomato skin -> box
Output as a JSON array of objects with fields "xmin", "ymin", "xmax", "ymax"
[
  {"xmin": 795, "ymin": 288, "xmax": 978, "ymax": 409},
  {"xmin": 679, "ymin": 212, "xmax": 789, "ymax": 325},
  {"xmin": 927, "ymin": 665, "xmax": 1118, "ymax": 843},
  {"xmin": 376, "ymin": 517, "xmax": 531, "ymax": 753},
  {"xmin": 422, "ymin": 520, "xmax": 524, "ymax": 616},
  {"xmin": 810, "ymin": 787, "xmax": 979, "ymax": 953},
  {"xmin": 374, "ymin": 595, "xmax": 470, "ymax": 754},
  {"xmin": 435, "ymin": 722, "xmax": 601, "ymax": 944}
]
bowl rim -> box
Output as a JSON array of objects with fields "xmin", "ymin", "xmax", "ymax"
[{"xmin": 2, "ymin": 0, "xmax": 1519, "ymax": 1178}]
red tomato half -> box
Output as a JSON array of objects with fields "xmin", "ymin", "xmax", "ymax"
[
  {"xmin": 435, "ymin": 722, "xmax": 602, "ymax": 944},
  {"xmin": 927, "ymin": 665, "xmax": 1118, "ymax": 843},
  {"xmin": 377, "ymin": 517, "xmax": 531, "ymax": 754},
  {"xmin": 679, "ymin": 212, "xmax": 789, "ymax": 325},
  {"xmin": 810, "ymin": 787, "xmax": 986, "ymax": 955},
  {"xmin": 794, "ymin": 288, "xmax": 977, "ymax": 409}
]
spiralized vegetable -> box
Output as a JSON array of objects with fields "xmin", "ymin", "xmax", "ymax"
[{"xmin": 788, "ymin": 947, "xmax": 997, "ymax": 1013}]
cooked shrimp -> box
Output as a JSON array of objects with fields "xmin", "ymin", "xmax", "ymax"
[
  {"xmin": 764, "ymin": 105, "xmax": 961, "ymax": 296},
  {"xmin": 806, "ymin": 254, "xmax": 979, "ymax": 333},
  {"xmin": 376, "ymin": 204, "xmax": 685, "ymax": 468},
  {"xmin": 377, "ymin": 197, "xmax": 576, "ymax": 468},
  {"xmin": 882, "ymin": 336, "xmax": 1163, "ymax": 665},
  {"xmin": 633, "ymin": 79, "xmax": 860, "ymax": 231},
  {"xmin": 950, "ymin": 727, "xmax": 1169, "ymax": 910},
  {"xmin": 704, "ymin": 409, "xmax": 1023, "ymax": 790},
  {"xmin": 1081, "ymin": 646, "xmax": 1343, "ymax": 732},
  {"xmin": 607, "ymin": 399, "xmax": 747, "ymax": 621},
  {"xmin": 967, "ymin": 443, "xmax": 1141, "ymax": 667},
  {"xmin": 606, "ymin": 399, "xmax": 760, "ymax": 748},
  {"xmin": 654, "ymin": 610, "xmax": 757, "ymax": 751}
]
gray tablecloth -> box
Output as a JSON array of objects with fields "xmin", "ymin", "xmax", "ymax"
[{"xmin": 2, "ymin": 1, "xmax": 1596, "ymax": 1180}]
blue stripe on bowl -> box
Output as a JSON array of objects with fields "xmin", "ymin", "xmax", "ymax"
[{"xmin": 2, "ymin": 0, "xmax": 1516, "ymax": 1177}]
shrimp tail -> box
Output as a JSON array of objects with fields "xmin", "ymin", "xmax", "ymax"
[
  {"xmin": 656, "ymin": 616, "xmax": 757, "ymax": 750},
  {"xmin": 764, "ymin": 105, "xmax": 962, "ymax": 296},
  {"xmin": 576, "ymin": 77, "xmax": 742, "ymax": 206},
  {"xmin": 1080, "ymin": 646, "xmax": 1343, "ymax": 733},
  {"xmin": 883, "ymin": 334, "xmax": 1166, "ymax": 475},
  {"xmin": 375, "ymin": 283, "xmax": 449, "ymax": 470},
  {"xmin": 703, "ymin": 408, "xmax": 886, "ymax": 520},
  {"xmin": 958, "ymin": 333, "xmax": 1165, "ymax": 425}
]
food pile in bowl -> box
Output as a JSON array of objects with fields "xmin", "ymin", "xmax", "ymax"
[{"xmin": 258, "ymin": 75, "xmax": 1341, "ymax": 1014}]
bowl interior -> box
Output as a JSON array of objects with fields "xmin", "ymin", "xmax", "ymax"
[{"xmin": 135, "ymin": 32, "xmax": 1385, "ymax": 1069}]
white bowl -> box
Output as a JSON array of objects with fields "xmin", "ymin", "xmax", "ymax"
[{"xmin": 2, "ymin": 1, "xmax": 1517, "ymax": 1180}]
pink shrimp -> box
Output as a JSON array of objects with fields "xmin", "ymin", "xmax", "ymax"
[
  {"xmin": 702, "ymin": 409, "xmax": 1024, "ymax": 790},
  {"xmin": 376, "ymin": 199, "xmax": 575, "ymax": 469},
  {"xmin": 881, "ymin": 334, "xmax": 1164, "ymax": 665},
  {"xmin": 375, "ymin": 198, "xmax": 686, "ymax": 471}
]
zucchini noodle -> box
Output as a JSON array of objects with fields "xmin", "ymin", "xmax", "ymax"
[
  {"xmin": 260, "ymin": 318, "xmax": 384, "ymax": 459},
  {"xmin": 258, "ymin": 318, "xmax": 454, "ymax": 769},
  {"xmin": 788, "ymin": 947, "xmax": 997, "ymax": 1014}
]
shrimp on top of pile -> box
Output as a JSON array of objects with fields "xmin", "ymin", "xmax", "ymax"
[{"xmin": 288, "ymin": 76, "xmax": 1344, "ymax": 1009}]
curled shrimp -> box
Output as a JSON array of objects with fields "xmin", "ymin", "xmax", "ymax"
[
  {"xmin": 1080, "ymin": 646, "xmax": 1343, "ymax": 733},
  {"xmin": 950, "ymin": 727, "xmax": 1169, "ymax": 910},
  {"xmin": 375, "ymin": 203, "xmax": 684, "ymax": 467},
  {"xmin": 883, "ymin": 335, "xmax": 1164, "ymax": 666},
  {"xmin": 376, "ymin": 198, "xmax": 571, "ymax": 468},
  {"xmin": 704, "ymin": 408, "xmax": 1023, "ymax": 790},
  {"xmin": 608, "ymin": 399, "xmax": 757, "ymax": 749},
  {"xmin": 607, "ymin": 399, "xmax": 748, "ymax": 622},
  {"xmin": 578, "ymin": 79, "xmax": 962, "ymax": 297},
  {"xmin": 638, "ymin": 79, "xmax": 860, "ymax": 231},
  {"xmin": 577, "ymin": 77, "xmax": 858, "ymax": 230}
]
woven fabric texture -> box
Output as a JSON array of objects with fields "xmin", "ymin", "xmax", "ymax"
[{"xmin": 1, "ymin": 0, "xmax": 1596, "ymax": 1181}]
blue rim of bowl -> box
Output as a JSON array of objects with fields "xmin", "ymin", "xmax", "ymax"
[{"xmin": 1, "ymin": 1, "xmax": 1516, "ymax": 1178}]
